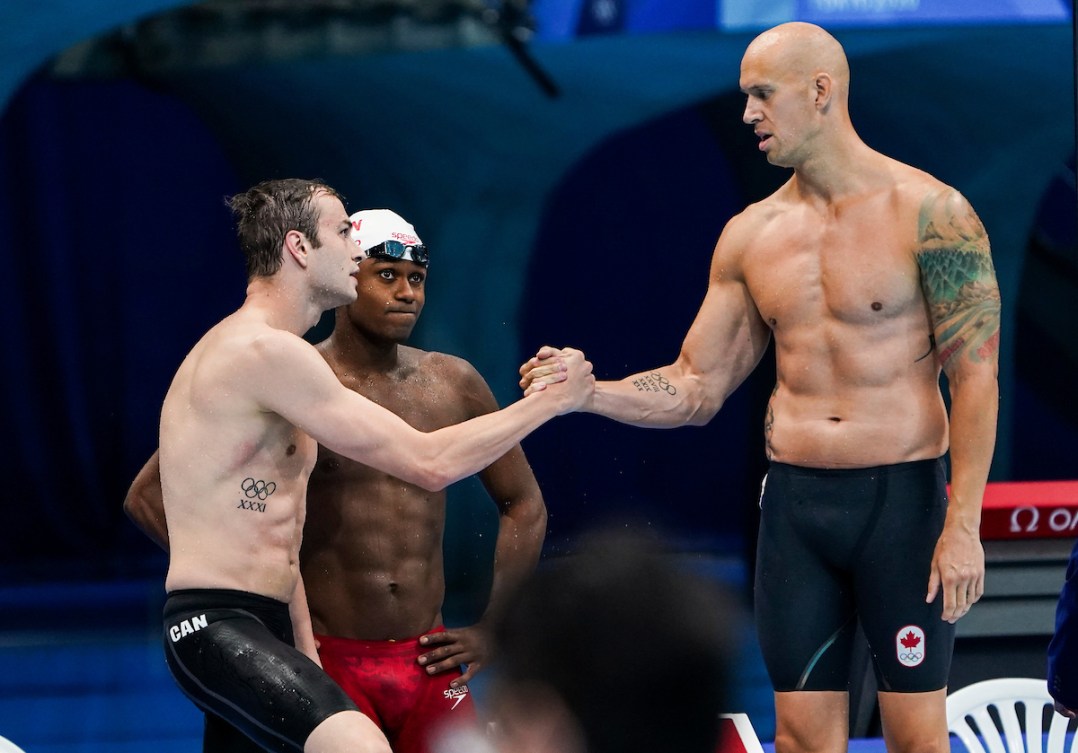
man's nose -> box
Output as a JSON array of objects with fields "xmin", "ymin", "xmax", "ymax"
[{"xmin": 743, "ymin": 102, "xmax": 760, "ymax": 125}]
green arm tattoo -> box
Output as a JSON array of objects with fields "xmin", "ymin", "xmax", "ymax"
[{"xmin": 915, "ymin": 189, "xmax": 1001, "ymax": 373}]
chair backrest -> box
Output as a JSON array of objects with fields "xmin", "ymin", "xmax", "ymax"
[
  {"xmin": 946, "ymin": 678, "xmax": 1076, "ymax": 753},
  {"xmin": 0, "ymin": 736, "xmax": 26, "ymax": 753}
]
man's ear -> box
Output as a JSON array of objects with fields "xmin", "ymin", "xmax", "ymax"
[
  {"xmin": 284, "ymin": 230, "xmax": 309, "ymax": 268},
  {"xmin": 814, "ymin": 73, "xmax": 834, "ymax": 112}
]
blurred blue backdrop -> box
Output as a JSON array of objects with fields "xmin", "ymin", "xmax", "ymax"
[{"xmin": 0, "ymin": 1, "xmax": 1075, "ymax": 749}]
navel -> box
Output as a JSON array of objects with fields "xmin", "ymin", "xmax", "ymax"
[
  {"xmin": 829, "ymin": 417, "xmax": 842, "ymax": 423},
  {"xmin": 286, "ymin": 444, "xmax": 297, "ymax": 456},
  {"xmin": 769, "ymin": 317, "xmax": 778, "ymax": 328},
  {"xmin": 871, "ymin": 302, "xmax": 883, "ymax": 312}
]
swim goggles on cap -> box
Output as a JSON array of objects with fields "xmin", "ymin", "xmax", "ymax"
[{"xmin": 365, "ymin": 240, "xmax": 429, "ymax": 266}]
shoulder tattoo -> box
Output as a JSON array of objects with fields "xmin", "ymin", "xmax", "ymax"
[{"xmin": 915, "ymin": 189, "xmax": 1001, "ymax": 371}]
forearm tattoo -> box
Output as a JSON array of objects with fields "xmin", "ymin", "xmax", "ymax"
[
  {"xmin": 632, "ymin": 371, "xmax": 677, "ymax": 396},
  {"xmin": 237, "ymin": 476, "xmax": 276, "ymax": 513},
  {"xmin": 915, "ymin": 190, "xmax": 1001, "ymax": 372}
]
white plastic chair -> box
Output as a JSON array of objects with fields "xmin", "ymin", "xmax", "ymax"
[
  {"xmin": 946, "ymin": 678, "xmax": 1077, "ymax": 753},
  {"xmin": 0, "ymin": 736, "xmax": 26, "ymax": 753}
]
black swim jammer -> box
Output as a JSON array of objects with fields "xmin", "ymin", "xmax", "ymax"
[
  {"xmin": 754, "ymin": 458, "xmax": 955, "ymax": 693},
  {"xmin": 163, "ymin": 588, "xmax": 358, "ymax": 752}
]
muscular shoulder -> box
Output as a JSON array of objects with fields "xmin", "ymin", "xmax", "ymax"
[
  {"xmin": 408, "ymin": 348, "xmax": 482, "ymax": 384},
  {"xmin": 184, "ymin": 318, "xmax": 302, "ymax": 385},
  {"xmin": 880, "ymin": 159, "xmax": 964, "ymax": 223},
  {"xmin": 709, "ymin": 191, "xmax": 792, "ymax": 276},
  {"xmin": 414, "ymin": 349, "xmax": 497, "ymax": 404},
  {"xmin": 410, "ymin": 348, "xmax": 501, "ymax": 418},
  {"xmin": 248, "ymin": 325, "xmax": 313, "ymax": 357}
]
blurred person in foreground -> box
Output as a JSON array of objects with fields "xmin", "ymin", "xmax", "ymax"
[{"xmin": 433, "ymin": 524, "xmax": 737, "ymax": 753}]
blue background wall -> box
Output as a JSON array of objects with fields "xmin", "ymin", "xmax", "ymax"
[
  {"xmin": 0, "ymin": 1, "xmax": 1076, "ymax": 748},
  {"xmin": 1, "ymin": 14, "xmax": 1074, "ymax": 580}
]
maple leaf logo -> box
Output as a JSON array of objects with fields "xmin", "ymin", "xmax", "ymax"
[{"xmin": 900, "ymin": 631, "xmax": 922, "ymax": 649}]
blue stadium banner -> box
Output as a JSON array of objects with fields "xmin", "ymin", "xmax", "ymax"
[
  {"xmin": 786, "ymin": 0, "xmax": 1069, "ymax": 28},
  {"xmin": 532, "ymin": 0, "xmax": 1070, "ymax": 39}
]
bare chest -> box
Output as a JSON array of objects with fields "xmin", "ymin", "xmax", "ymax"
[
  {"xmin": 744, "ymin": 213, "xmax": 923, "ymax": 330},
  {"xmin": 228, "ymin": 415, "xmax": 317, "ymax": 477},
  {"xmin": 314, "ymin": 370, "xmax": 469, "ymax": 481},
  {"xmin": 341, "ymin": 370, "xmax": 469, "ymax": 430}
]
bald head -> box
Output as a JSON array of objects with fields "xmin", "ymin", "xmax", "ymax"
[{"xmin": 743, "ymin": 22, "xmax": 850, "ymax": 104}]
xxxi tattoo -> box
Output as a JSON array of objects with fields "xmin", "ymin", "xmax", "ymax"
[
  {"xmin": 632, "ymin": 371, "xmax": 677, "ymax": 396},
  {"xmin": 237, "ymin": 476, "xmax": 276, "ymax": 512}
]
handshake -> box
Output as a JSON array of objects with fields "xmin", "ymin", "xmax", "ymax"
[{"xmin": 518, "ymin": 345, "xmax": 595, "ymax": 414}]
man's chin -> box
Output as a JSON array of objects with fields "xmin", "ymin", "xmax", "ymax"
[{"xmin": 325, "ymin": 288, "xmax": 358, "ymax": 312}]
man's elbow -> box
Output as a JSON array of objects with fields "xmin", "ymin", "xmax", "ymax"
[
  {"xmin": 506, "ymin": 496, "xmax": 548, "ymax": 533},
  {"xmin": 945, "ymin": 361, "xmax": 999, "ymax": 397},
  {"xmin": 404, "ymin": 461, "xmax": 455, "ymax": 493},
  {"xmin": 671, "ymin": 365, "xmax": 726, "ymax": 426},
  {"xmin": 123, "ymin": 491, "xmax": 162, "ymax": 538},
  {"xmin": 683, "ymin": 390, "xmax": 725, "ymax": 427},
  {"xmin": 122, "ymin": 491, "xmax": 145, "ymax": 523}
]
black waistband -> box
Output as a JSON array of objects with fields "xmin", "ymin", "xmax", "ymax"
[
  {"xmin": 768, "ymin": 456, "xmax": 944, "ymax": 479},
  {"xmin": 163, "ymin": 587, "xmax": 289, "ymax": 618}
]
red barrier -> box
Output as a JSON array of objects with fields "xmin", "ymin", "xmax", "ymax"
[{"xmin": 977, "ymin": 481, "xmax": 1078, "ymax": 541}]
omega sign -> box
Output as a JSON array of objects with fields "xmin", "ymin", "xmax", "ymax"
[
  {"xmin": 976, "ymin": 481, "xmax": 1078, "ymax": 541},
  {"xmin": 1009, "ymin": 506, "xmax": 1078, "ymax": 535}
]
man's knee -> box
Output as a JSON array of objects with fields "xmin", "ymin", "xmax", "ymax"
[
  {"xmin": 773, "ymin": 691, "xmax": 849, "ymax": 753},
  {"xmin": 878, "ymin": 689, "xmax": 948, "ymax": 753}
]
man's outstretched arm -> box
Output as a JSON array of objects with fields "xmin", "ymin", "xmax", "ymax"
[{"xmin": 521, "ymin": 218, "xmax": 771, "ymax": 428}]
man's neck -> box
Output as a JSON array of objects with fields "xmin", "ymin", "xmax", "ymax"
[
  {"xmin": 243, "ymin": 277, "xmax": 324, "ymax": 335},
  {"xmin": 327, "ymin": 322, "xmax": 403, "ymax": 373},
  {"xmin": 791, "ymin": 131, "xmax": 881, "ymax": 203}
]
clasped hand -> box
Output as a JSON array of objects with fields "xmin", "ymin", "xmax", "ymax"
[{"xmin": 518, "ymin": 346, "xmax": 594, "ymax": 411}]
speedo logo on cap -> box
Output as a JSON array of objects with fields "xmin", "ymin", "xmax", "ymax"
[{"xmin": 389, "ymin": 231, "xmax": 420, "ymax": 245}]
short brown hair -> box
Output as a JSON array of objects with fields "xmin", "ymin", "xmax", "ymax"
[{"xmin": 227, "ymin": 179, "xmax": 343, "ymax": 280}]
